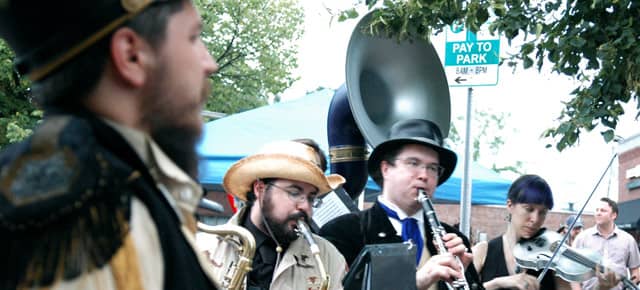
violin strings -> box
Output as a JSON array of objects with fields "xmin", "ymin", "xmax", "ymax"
[{"xmin": 562, "ymin": 248, "xmax": 599, "ymax": 270}]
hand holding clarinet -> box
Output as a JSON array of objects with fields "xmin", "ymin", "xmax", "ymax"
[{"xmin": 416, "ymin": 188, "xmax": 474, "ymax": 290}]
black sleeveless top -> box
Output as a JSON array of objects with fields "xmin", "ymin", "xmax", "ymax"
[{"xmin": 480, "ymin": 237, "xmax": 556, "ymax": 290}]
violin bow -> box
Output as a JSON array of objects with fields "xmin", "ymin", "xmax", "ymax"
[{"xmin": 536, "ymin": 153, "xmax": 618, "ymax": 283}]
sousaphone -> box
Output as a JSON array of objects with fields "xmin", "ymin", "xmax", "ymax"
[{"xmin": 328, "ymin": 10, "xmax": 452, "ymax": 199}]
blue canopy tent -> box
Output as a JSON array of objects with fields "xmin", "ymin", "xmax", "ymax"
[{"xmin": 197, "ymin": 89, "xmax": 512, "ymax": 205}]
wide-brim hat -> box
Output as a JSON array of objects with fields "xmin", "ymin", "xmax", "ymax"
[
  {"xmin": 224, "ymin": 141, "xmax": 346, "ymax": 201},
  {"xmin": 0, "ymin": 0, "xmax": 170, "ymax": 81},
  {"xmin": 368, "ymin": 119, "xmax": 457, "ymax": 186}
]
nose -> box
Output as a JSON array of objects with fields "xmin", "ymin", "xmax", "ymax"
[
  {"xmin": 529, "ymin": 211, "xmax": 544, "ymax": 224},
  {"xmin": 200, "ymin": 43, "xmax": 218, "ymax": 76},
  {"xmin": 295, "ymin": 199, "xmax": 312, "ymax": 214},
  {"xmin": 415, "ymin": 167, "xmax": 430, "ymax": 181}
]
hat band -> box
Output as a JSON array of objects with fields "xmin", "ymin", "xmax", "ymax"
[{"xmin": 26, "ymin": 1, "xmax": 153, "ymax": 81}]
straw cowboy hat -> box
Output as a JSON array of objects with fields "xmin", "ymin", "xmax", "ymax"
[
  {"xmin": 224, "ymin": 141, "xmax": 345, "ymax": 201},
  {"xmin": 368, "ymin": 118, "xmax": 458, "ymax": 186}
]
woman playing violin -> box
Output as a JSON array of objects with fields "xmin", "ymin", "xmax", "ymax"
[{"xmin": 471, "ymin": 174, "xmax": 572, "ymax": 290}]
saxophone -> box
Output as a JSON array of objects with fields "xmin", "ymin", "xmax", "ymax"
[
  {"xmin": 417, "ymin": 189, "xmax": 470, "ymax": 290},
  {"xmin": 197, "ymin": 222, "xmax": 256, "ymax": 290},
  {"xmin": 296, "ymin": 219, "xmax": 330, "ymax": 290}
]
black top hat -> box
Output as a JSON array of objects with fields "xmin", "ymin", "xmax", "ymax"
[
  {"xmin": 368, "ymin": 119, "xmax": 457, "ymax": 186},
  {"xmin": 0, "ymin": 0, "xmax": 168, "ymax": 81}
]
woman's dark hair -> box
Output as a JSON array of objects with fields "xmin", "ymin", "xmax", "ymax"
[
  {"xmin": 32, "ymin": 1, "xmax": 185, "ymax": 111},
  {"xmin": 507, "ymin": 174, "xmax": 554, "ymax": 210}
]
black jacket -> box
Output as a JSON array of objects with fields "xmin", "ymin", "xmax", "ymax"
[
  {"xmin": 0, "ymin": 114, "xmax": 217, "ymax": 290},
  {"xmin": 320, "ymin": 200, "xmax": 484, "ymax": 290}
]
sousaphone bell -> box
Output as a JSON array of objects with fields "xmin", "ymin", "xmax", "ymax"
[{"xmin": 328, "ymin": 11, "xmax": 452, "ymax": 200}]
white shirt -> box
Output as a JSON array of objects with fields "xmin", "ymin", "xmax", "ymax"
[{"xmin": 377, "ymin": 195, "xmax": 427, "ymax": 246}]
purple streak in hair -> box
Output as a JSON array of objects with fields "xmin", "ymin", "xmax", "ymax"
[{"xmin": 507, "ymin": 174, "xmax": 554, "ymax": 209}]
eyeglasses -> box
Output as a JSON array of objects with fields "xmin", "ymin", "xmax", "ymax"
[
  {"xmin": 393, "ymin": 158, "xmax": 445, "ymax": 178},
  {"xmin": 267, "ymin": 183, "xmax": 323, "ymax": 208}
]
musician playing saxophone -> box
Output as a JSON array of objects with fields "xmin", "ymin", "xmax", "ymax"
[
  {"xmin": 320, "ymin": 119, "xmax": 484, "ymax": 290},
  {"xmin": 197, "ymin": 140, "xmax": 347, "ymax": 290}
]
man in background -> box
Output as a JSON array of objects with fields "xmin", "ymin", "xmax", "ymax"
[
  {"xmin": 572, "ymin": 198, "xmax": 640, "ymax": 290},
  {"xmin": 565, "ymin": 214, "xmax": 584, "ymax": 245}
]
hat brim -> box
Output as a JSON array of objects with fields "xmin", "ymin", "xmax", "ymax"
[
  {"xmin": 368, "ymin": 138, "xmax": 457, "ymax": 186},
  {"xmin": 224, "ymin": 153, "xmax": 345, "ymax": 201}
]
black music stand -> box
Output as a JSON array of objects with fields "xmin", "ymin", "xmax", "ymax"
[{"xmin": 343, "ymin": 243, "xmax": 417, "ymax": 290}]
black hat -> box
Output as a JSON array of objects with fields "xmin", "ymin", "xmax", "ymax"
[
  {"xmin": 0, "ymin": 0, "xmax": 168, "ymax": 81},
  {"xmin": 368, "ymin": 119, "xmax": 457, "ymax": 186}
]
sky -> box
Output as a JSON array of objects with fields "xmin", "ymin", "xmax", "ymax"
[{"xmin": 280, "ymin": 1, "xmax": 640, "ymax": 213}]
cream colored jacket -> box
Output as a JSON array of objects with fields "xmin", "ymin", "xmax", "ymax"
[{"xmin": 196, "ymin": 207, "xmax": 347, "ymax": 290}]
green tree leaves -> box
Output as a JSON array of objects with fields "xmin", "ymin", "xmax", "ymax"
[
  {"xmin": 0, "ymin": 40, "xmax": 39, "ymax": 149},
  {"xmin": 343, "ymin": 0, "xmax": 640, "ymax": 151},
  {"xmin": 197, "ymin": 0, "xmax": 304, "ymax": 114},
  {"xmin": 0, "ymin": 1, "xmax": 305, "ymax": 147}
]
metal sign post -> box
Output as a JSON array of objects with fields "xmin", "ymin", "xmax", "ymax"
[
  {"xmin": 444, "ymin": 26, "xmax": 500, "ymax": 237},
  {"xmin": 461, "ymin": 87, "xmax": 473, "ymax": 237}
]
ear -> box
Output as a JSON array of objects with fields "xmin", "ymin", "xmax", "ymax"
[
  {"xmin": 253, "ymin": 180, "xmax": 267, "ymax": 200},
  {"xmin": 109, "ymin": 27, "xmax": 153, "ymax": 87},
  {"xmin": 506, "ymin": 199, "xmax": 514, "ymax": 210},
  {"xmin": 380, "ymin": 160, "xmax": 391, "ymax": 177}
]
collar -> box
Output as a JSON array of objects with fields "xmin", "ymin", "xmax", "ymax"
[
  {"xmin": 102, "ymin": 119, "xmax": 196, "ymax": 184},
  {"xmin": 593, "ymin": 224, "xmax": 620, "ymax": 239},
  {"xmin": 377, "ymin": 195, "xmax": 424, "ymax": 222},
  {"xmin": 243, "ymin": 211, "xmax": 273, "ymax": 249},
  {"xmin": 101, "ymin": 118, "xmax": 150, "ymax": 166},
  {"xmin": 102, "ymin": 119, "xmax": 202, "ymax": 218}
]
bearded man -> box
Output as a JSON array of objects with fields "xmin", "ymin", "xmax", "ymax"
[
  {"xmin": 0, "ymin": 1, "xmax": 220, "ymax": 289},
  {"xmin": 197, "ymin": 140, "xmax": 348, "ymax": 290}
]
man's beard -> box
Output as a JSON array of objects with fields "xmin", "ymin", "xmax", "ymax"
[
  {"xmin": 261, "ymin": 191, "xmax": 308, "ymax": 248},
  {"xmin": 141, "ymin": 63, "xmax": 210, "ymax": 178},
  {"xmin": 152, "ymin": 126, "xmax": 201, "ymax": 178}
]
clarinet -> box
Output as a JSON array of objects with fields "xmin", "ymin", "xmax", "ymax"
[{"xmin": 417, "ymin": 188, "xmax": 470, "ymax": 290}]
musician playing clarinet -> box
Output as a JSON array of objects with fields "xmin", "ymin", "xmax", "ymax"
[{"xmin": 320, "ymin": 119, "xmax": 484, "ymax": 290}]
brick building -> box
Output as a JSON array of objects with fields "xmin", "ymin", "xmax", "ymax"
[
  {"xmin": 615, "ymin": 134, "xmax": 640, "ymax": 240},
  {"xmin": 617, "ymin": 134, "xmax": 640, "ymax": 204}
]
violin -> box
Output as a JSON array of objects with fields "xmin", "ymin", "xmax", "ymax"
[{"xmin": 513, "ymin": 229, "xmax": 638, "ymax": 290}]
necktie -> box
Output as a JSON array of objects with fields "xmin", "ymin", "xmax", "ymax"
[{"xmin": 379, "ymin": 202, "xmax": 423, "ymax": 264}]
